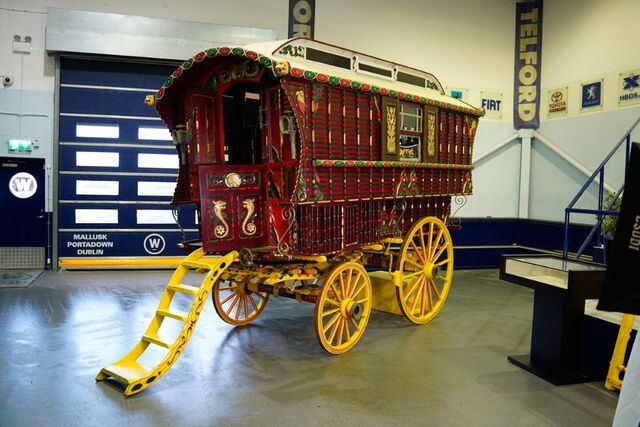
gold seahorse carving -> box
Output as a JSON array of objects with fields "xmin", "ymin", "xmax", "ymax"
[
  {"xmin": 241, "ymin": 198, "xmax": 257, "ymax": 236},
  {"xmin": 212, "ymin": 200, "xmax": 229, "ymax": 239}
]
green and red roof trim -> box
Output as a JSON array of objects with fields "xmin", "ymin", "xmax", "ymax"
[{"xmin": 155, "ymin": 47, "xmax": 485, "ymax": 117}]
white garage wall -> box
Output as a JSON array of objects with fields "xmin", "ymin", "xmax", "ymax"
[
  {"xmin": 3, "ymin": 0, "xmax": 638, "ymax": 223},
  {"xmin": 532, "ymin": 0, "xmax": 640, "ymax": 223}
]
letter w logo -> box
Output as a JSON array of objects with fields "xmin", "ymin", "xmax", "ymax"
[
  {"xmin": 148, "ymin": 238, "xmax": 161, "ymax": 249},
  {"xmin": 14, "ymin": 178, "xmax": 32, "ymax": 192}
]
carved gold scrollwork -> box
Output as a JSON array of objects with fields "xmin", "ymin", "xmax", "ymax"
[
  {"xmin": 427, "ymin": 112, "xmax": 436, "ymax": 156},
  {"xmin": 386, "ymin": 105, "xmax": 397, "ymax": 154}
]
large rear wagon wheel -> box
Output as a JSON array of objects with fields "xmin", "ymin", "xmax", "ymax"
[
  {"xmin": 315, "ymin": 262, "xmax": 372, "ymax": 354},
  {"xmin": 212, "ymin": 279, "xmax": 269, "ymax": 326},
  {"xmin": 396, "ymin": 216, "xmax": 453, "ymax": 324}
]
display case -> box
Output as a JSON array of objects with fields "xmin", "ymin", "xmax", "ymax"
[{"xmin": 500, "ymin": 254, "xmax": 606, "ymax": 385}]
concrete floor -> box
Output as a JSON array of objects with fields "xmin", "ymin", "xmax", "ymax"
[{"xmin": 0, "ymin": 268, "xmax": 618, "ymax": 426}]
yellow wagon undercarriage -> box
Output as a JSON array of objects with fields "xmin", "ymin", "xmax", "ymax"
[{"xmin": 97, "ymin": 216, "xmax": 454, "ymax": 396}]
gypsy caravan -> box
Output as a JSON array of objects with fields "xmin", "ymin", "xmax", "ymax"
[{"xmin": 97, "ymin": 37, "xmax": 484, "ymax": 396}]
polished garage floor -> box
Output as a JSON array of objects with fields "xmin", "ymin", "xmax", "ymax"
[{"xmin": 0, "ymin": 269, "xmax": 618, "ymax": 426}]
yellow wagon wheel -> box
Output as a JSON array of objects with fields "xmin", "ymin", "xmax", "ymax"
[
  {"xmin": 212, "ymin": 279, "xmax": 269, "ymax": 326},
  {"xmin": 396, "ymin": 216, "xmax": 453, "ymax": 324},
  {"xmin": 315, "ymin": 262, "xmax": 372, "ymax": 354}
]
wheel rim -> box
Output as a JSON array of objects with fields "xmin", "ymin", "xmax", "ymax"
[
  {"xmin": 396, "ymin": 216, "xmax": 453, "ymax": 324},
  {"xmin": 315, "ymin": 262, "xmax": 372, "ymax": 354},
  {"xmin": 212, "ymin": 279, "xmax": 268, "ymax": 326}
]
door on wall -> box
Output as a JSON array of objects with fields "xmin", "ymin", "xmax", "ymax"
[
  {"xmin": 57, "ymin": 57, "xmax": 199, "ymax": 265},
  {"xmin": 0, "ymin": 157, "xmax": 46, "ymax": 268}
]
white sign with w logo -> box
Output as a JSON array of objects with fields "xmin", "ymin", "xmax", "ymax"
[{"xmin": 9, "ymin": 172, "xmax": 37, "ymax": 199}]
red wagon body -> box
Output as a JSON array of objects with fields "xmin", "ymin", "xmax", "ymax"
[{"xmin": 154, "ymin": 38, "xmax": 483, "ymax": 258}]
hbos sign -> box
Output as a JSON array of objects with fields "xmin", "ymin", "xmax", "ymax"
[{"xmin": 288, "ymin": 0, "xmax": 315, "ymax": 38}]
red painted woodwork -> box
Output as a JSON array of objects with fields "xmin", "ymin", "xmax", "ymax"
[{"xmin": 165, "ymin": 56, "xmax": 478, "ymax": 257}]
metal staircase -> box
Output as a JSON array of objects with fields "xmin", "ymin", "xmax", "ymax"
[{"xmin": 563, "ymin": 114, "xmax": 640, "ymax": 261}]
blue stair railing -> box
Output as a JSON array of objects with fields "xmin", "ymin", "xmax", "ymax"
[{"xmin": 563, "ymin": 115, "xmax": 640, "ymax": 261}]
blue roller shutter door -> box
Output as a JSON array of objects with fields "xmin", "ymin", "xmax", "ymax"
[{"xmin": 58, "ymin": 58, "xmax": 198, "ymax": 260}]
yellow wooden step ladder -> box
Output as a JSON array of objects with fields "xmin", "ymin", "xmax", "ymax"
[{"xmin": 96, "ymin": 248, "xmax": 238, "ymax": 397}]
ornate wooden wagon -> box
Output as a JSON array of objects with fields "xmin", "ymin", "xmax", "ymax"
[{"xmin": 97, "ymin": 38, "xmax": 484, "ymax": 396}]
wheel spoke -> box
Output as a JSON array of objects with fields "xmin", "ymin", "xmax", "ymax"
[
  {"xmin": 434, "ymin": 258, "xmax": 450, "ymax": 267},
  {"xmin": 344, "ymin": 318, "xmax": 351, "ymax": 341},
  {"xmin": 349, "ymin": 272, "xmax": 362, "ymax": 297},
  {"xmin": 429, "ymin": 229, "xmax": 444, "ymax": 261},
  {"xmin": 226, "ymin": 294, "xmax": 240, "ymax": 315},
  {"xmin": 243, "ymin": 295, "xmax": 249, "ymax": 319},
  {"xmin": 351, "ymin": 282, "xmax": 366, "ymax": 300},
  {"xmin": 337, "ymin": 318, "xmax": 345, "ymax": 346},
  {"xmin": 410, "ymin": 241, "xmax": 426, "ymax": 264},
  {"xmin": 322, "ymin": 307, "xmax": 340, "ymax": 317},
  {"xmin": 354, "ymin": 297, "xmax": 369, "ymax": 304},
  {"xmin": 410, "ymin": 281, "xmax": 423, "ymax": 313},
  {"xmin": 404, "ymin": 276, "xmax": 423, "ymax": 300},
  {"xmin": 248, "ymin": 293, "xmax": 259, "ymax": 312},
  {"xmin": 426, "ymin": 279, "xmax": 433, "ymax": 311},
  {"xmin": 345, "ymin": 270, "xmax": 354, "ymax": 297},
  {"xmin": 402, "ymin": 269, "xmax": 423, "ymax": 280},
  {"xmin": 404, "ymin": 258, "xmax": 424, "ymax": 270},
  {"xmin": 235, "ymin": 295, "xmax": 243, "ymax": 319},
  {"xmin": 429, "ymin": 278, "xmax": 442, "ymax": 301},
  {"xmin": 325, "ymin": 297, "xmax": 340, "ymax": 307},
  {"xmin": 349, "ymin": 316, "xmax": 359, "ymax": 331},
  {"xmin": 425, "ymin": 222, "xmax": 434, "ymax": 261},
  {"xmin": 339, "ymin": 273, "xmax": 346, "ymax": 299},
  {"xmin": 220, "ymin": 291, "xmax": 237, "ymax": 305},
  {"xmin": 432, "ymin": 242, "xmax": 447, "ymax": 264},
  {"xmin": 330, "ymin": 282, "xmax": 342, "ymax": 301},
  {"xmin": 327, "ymin": 316, "xmax": 341, "ymax": 344},
  {"xmin": 323, "ymin": 312, "xmax": 341, "ymax": 333},
  {"xmin": 419, "ymin": 226, "xmax": 428, "ymax": 261},
  {"xmin": 420, "ymin": 280, "xmax": 427, "ymax": 316},
  {"xmin": 218, "ymin": 287, "xmax": 236, "ymax": 291}
]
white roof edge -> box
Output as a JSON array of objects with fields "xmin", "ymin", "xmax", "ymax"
[{"xmin": 242, "ymin": 38, "xmax": 480, "ymax": 113}]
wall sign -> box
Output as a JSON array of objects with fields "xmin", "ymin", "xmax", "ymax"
[
  {"xmin": 447, "ymin": 87, "xmax": 468, "ymax": 101},
  {"xmin": 513, "ymin": 0, "xmax": 543, "ymax": 129},
  {"xmin": 144, "ymin": 233, "xmax": 166, "ymax": 255},
  {"xmin": 547, "ymin": 87, "xmax": 568, "ymax": 118},
  {"xmin": 9, "ymin": 172, "xmax": 37, "ymax": 199},
  {"xmin": 480, "ymin": 91, "xmax": 503, "ymax": 120},
  {"xmin": 288, "ymin": 0, "xmax": 315, "ymax": 38},
  {"xmin": 581, "ymin": 79, "xmax": 603, "ymax": 111},
  {"xmin": 618, "ymin": 68, "xmax": 640, "ymax": 106}
]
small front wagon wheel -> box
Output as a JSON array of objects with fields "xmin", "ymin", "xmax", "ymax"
[
  {"xmin": 396, "ymin": 216, "xmax": 453, "ymax": 324},
  {"xmin": 315, "ymin": 262, "xmax": 372, "ymax": 354},
  {"xmin": 212, "ymin": 279, "xmax": 269, "ymax": 326}
]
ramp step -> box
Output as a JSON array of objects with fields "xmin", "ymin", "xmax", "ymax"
[
  {"xmin": 157, "ymin": 308, "xmax": 188, "ymax": 322},
  {"xmin": 167, "ymin": 283, "xmax": 200, "ymax": 295},
  {"xmin": 182, "ymin": 260, "xmax": 213, "ymax": 270},
  {"xmin": 142, "ymin": 333, "xmax": 173, "ymax": 349},
  {"xmin": 101, "ymin": 360, "xmax": 150, "ymax": 384}
]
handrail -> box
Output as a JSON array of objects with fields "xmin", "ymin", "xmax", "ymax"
[{"xmin": 562, "ymin": 113, "xmax": 640, "ymax": 260}]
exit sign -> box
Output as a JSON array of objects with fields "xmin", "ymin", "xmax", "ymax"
[{"xmin": 8, "ymin": 139, "xmax": 32, "ymax": 151}]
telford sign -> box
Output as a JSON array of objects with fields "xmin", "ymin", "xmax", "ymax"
[
  {"xmin": 513, "ymin": 1, "xmax": 543, "ymax": 129},
  {"xmin": 288, "ymin": 0, "xmax": 315, "ymax": 38}
]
